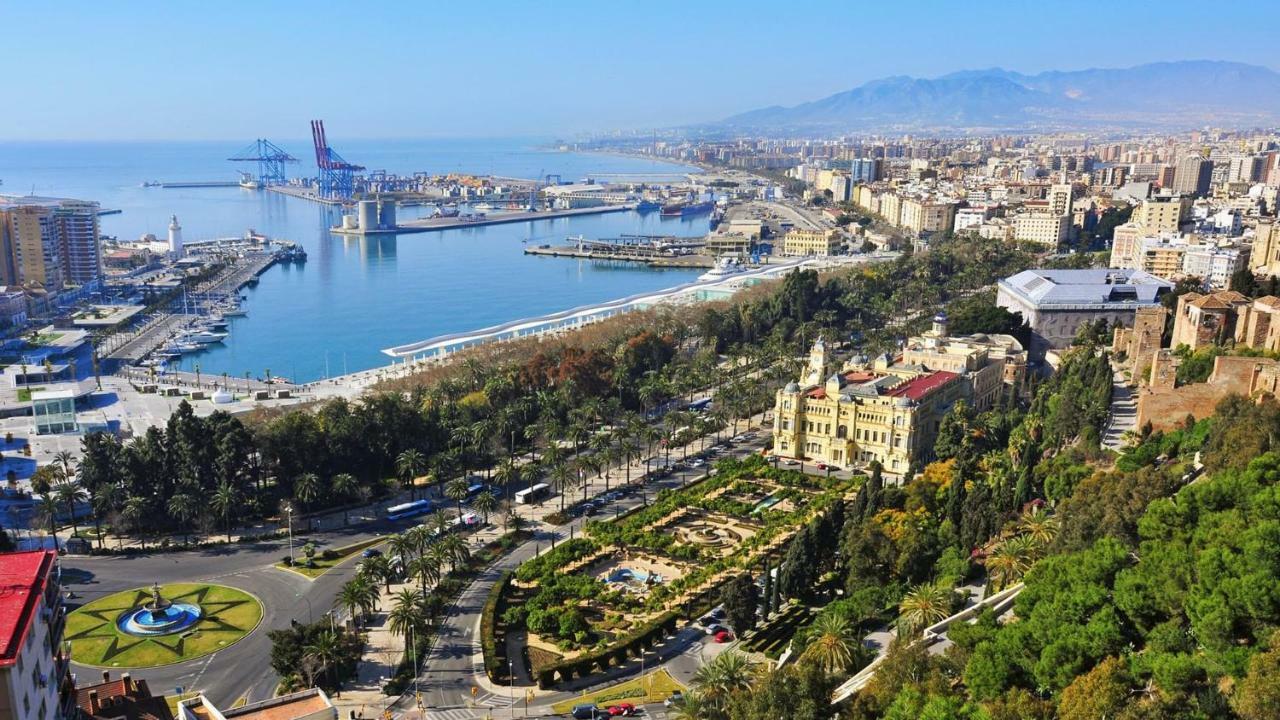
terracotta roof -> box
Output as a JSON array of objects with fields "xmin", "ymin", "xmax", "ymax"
[
  {"xmin": 885, "ymin": 371, "xmax": 960, "ymax": 401},
  {"xmin": 76, "ymin": 674, "xmax": 173, "ymax": 720},
  {"xmin": 224, "ymin": 690, "xmax": 333, "ymax": 720},
  {"xmin": 1255, "ymin": 295, "xmax": 1280, "ymax": 310},
  {"xmin": 0, "ymin": 550, "xmax": 54, "ymax": 666}
]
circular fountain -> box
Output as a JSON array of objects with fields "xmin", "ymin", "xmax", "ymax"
[{"xmin": 116, "ymin": 583, "xmax": 203, "ymax": 637}]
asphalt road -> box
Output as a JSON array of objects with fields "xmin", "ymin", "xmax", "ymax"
[{"xmin": 61, "ymin": 520, "xmax": 401, "ymax": 706}]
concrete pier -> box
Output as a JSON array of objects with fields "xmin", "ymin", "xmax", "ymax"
[
  {"xmin": 330, "ymin": 204, "xmax": 633, "ymax": 235},
  {"xmin": 523, "ymin": 245, "xmax": 715, "ymax": 268}
]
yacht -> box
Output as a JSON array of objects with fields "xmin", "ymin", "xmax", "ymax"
[
  {"xmin": 220, "ymin": 304, "xmax": 247, "ymax": 317},
  {"xmin": 178, "ymin": 329, "xmax": 229, "ymax": 344},
  {"xmin": 698, "ymin": 257, "xmax": 749, "ymax": 283},
  {"xmin": 473, "ymin": 202, "xmax": 494, "ymax": 211}
]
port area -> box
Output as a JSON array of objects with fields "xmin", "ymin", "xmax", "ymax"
[
  {"xmin": 524, "ymin": 234, "xmax": 715, "ymax": 268},
  {"xmin": 266, "ymin": 184, "xmax": 348, "ymax": 206},
  {"xmin": 328, "ymin": 204, "xmax": 633, "ymax": 235},
  {"xmin": 103, "ymin": 251, "xmax": 279, "ymax": 363}
]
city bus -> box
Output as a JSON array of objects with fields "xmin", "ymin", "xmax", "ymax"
[
  {"xmin": 386, "ymin": 499, "xmax": 433, "ymax": 521},
  {"xmin": 688, "ymin": 398, "xmax": 713, "ymax": 412},
  {"xmin": 513, "ymin": 483, "xmax": 551, "ymax": 504}
]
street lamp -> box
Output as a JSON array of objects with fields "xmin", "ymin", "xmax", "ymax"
[
  {"xmin": 283, "ymin": 502, "xmax": 295, "ymax": 565},
  {"xmin": 509, "ymin": 660, "xmax": 515, "ymax": 719}
]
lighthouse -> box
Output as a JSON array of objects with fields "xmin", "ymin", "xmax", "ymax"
[{"xmin": 168, "ymin": 215, "xmax": 183, "ymax": 257}]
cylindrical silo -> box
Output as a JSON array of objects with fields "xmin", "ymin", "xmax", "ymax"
[
  {"xmin": 379, "ymin": 199, "xmax": 397, "ymax": 229},
  {"xmin": 358, "ymin": 200, "xmax": 376, "ymax": 230}
]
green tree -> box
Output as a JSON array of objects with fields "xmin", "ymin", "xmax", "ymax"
[
  {"xmin": 387, "ymin": 588, "xmax": 427, "ymax": 648},
  {"xmin": 800, "ymin": 613, "xmax": 859, "ymax": 674},
  {"xmin": 330, "ymin": 473, "xmax": 358, "ymax": 525},
  {"xmin": 444, "ymin": 477, "xmax": 470, "ymax": 516},
  {"xmin": 472, "ymin": 490, "xmax": 497, "ymax": 524},
  {"xmin": 720, "ymin": 573, "xmax": 759, "ymax": 635}
]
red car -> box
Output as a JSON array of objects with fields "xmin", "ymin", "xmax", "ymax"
[
  {"xmin": 607, "ymin": 703, "xmax": 636, "ymax": 716},
  {"xmin": 714, "ymin": 630, "xmax": 733, "ymax": 643},
  {"xmin": 815, "ymin": 463, "xmax": 828, "ymax": 470}
]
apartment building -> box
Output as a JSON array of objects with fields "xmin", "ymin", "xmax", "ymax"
[
  {"xmin": 899, "ymin": 197, "xmax": 956, "ymax": 234},
  {"xmin": 1132, "ymin": 196, "xmax": 1192, "ymax": 233},
  {"xmin": 1172, "ymin": 155, "xmax": 1212, "ymax": 197},
  {"xmin": 0, "ymin": 551, "xmax": 71, "ymax": 720},
  {"xmin": 1014, "ymin": 211, "xmax": 1069, "ymax": 246},
  {"xmin": 0, "ymin": 196, "xmax": 102, "ymax": 292}
]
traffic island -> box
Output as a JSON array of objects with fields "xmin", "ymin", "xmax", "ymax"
[{"xmin": 65, "ymin": 582, "xmax": 263, "ymax": 668}]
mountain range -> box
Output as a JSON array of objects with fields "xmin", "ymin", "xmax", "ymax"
[{"xmin": 717, "ymin": 61, "xmax": 1280, "ymax": 133}]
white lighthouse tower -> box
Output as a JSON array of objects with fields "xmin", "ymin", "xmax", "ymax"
[{"xmin": 167, "ymin": 215, "xmax": 183, "ymax": 257}]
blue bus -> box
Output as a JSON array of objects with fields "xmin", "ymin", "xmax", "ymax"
[
  {"xmin": 688, "ymin": 398, "xmax": 712, "ymax": 412},
  {"xmin": 386, "ymin": 499, "xmax": 433, "ymax": 521}
]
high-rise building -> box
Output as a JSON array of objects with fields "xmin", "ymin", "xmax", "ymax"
[
  {"xmin": 849, "ymin": 158, "xmax": 882, "ymax": 184},
  {"xmin": 1172, "ymin": 155, "xmax": 1213, "ymax": 197},
  {"xmin": 0, "ymin": 196, "xmax": 102, "ymax": 291},
  {"xmin": 0, "ymin": 551, "xmax": 72, "ymax": 720},
  {"xmin": 52, "ymin": 200, "xmax": 101, "ymax": 286},
  {"xmin": 1047, "ymin": 183, "xmax": 1074, "ymax": 217},
  {"xmin": 0, "ymin": 205, "xmax": 62, "ymax": 290}
]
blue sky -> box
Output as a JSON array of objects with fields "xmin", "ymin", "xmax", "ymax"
[{"xmin": 3, "ymin": 0, "xmax": 1278, "ymax": 140}]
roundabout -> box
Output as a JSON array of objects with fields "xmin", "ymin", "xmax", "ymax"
[{"xmin": 65, "ymin": 582, "xmax": 263, "ymax": 668}]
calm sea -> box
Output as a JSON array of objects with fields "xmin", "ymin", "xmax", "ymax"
[{"xmin": 0, "ymin": 139, "xmax": 709, "ymax": 382}]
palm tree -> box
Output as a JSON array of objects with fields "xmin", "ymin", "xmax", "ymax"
[
  {"xmin": 361, "ymin": 554, "xmax": 394, "ymax": 593},
  {"xmin": 293, "ymin": 472, "xmax": 320, "ymax": 510},
  {"xmin": 396, "ymin": 448, "xmax": 427, "ymax": 500},
  {"xmin": 408, "ymin": 552, "xmax": 441, "ymax": 595},
  {"xmin": 387, "ymin": 588, "xmax": 427, "ymax": 648},
  {"xmin": 619, "ymin": 436, "xmax": 641, "ymax": 487},
  {"xmin": 53, "ymin": 450, "xmax": 77, "ymax": 480},
  {"xmin": 1016, "ymin": 505, "xmax": 1059, "ymax": 547},
  {"xmin": 437, "ymin": 534, "xmax": 469, "ymax": 574},
  {"xmin": 986, "ymin": 536, "xmax": 1036, "ymax": 589},
  {"xmin": 89, "ymin": 481, "xmax": 119, "ymax": 550},
  {"xmin": 494, "ymin": 458, "xmax": 520, "ymax": 498},
  {"xmin": 549, "ymin": 461, "xmax": 573, "ymax": 510},
  {"xmin": 692, "ymin": 650, "xmax": 756, "ymax": 704},
  {"xmin": 801, "ymin": 613, "xmax": 858, "ymax": 674},
  {"xmin": 472, "ymin": 490, "xmax": 497, "ymax": 525},
  {"xmin": 444, "ymin": 478, "xmax": 470, "ymax": 516},
  {"xmin": 167, "ymin": 492, "xmax": 200, "ymax": 544},
  {"xmin": 330, "ymin": 473, "xmax": 358, "ymax": 525},
  {"xmin": 121, "ymin": 495, "xmax": 148, "ymax": 549},
  {"xmin": 388, "ymin": 532, "xmax": 418, "ymax": 566},
  {"xmin": 667, "ymin": 689, "xmax": 710, "ymax": 720},
  {"xmin": 303, "ymin": 629, "xmax": 344, "ymax": 688},
  {"xmin": 211, "ymin": 481, "xmax": 241, "ymax": 541},
  {"xmin": 337, "ymin": 577, "xmax": 377, "ymax": 626},
  {"xmin": 34, "ymin": 495, "xmax": 61, "ymax": 552},
  {"xmin": 54, "ymin": 481, "xmax": 87, "ymax": 536},
  {"xmin": 897, "ymin": 581, "xmax": 953, "ymax": 637}
]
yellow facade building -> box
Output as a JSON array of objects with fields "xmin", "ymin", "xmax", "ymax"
[
  {"xmin": 781, "ymin": 229, "xmax": 842, "ymax": 257},
  {"xmin": 773, "ymin": 339, "xmax": 966, "ymax": 474}
]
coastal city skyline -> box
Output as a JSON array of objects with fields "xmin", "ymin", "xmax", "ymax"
[{"xmin": 5, "ymin": 5, "xmax": 1280, "ymax": 720}]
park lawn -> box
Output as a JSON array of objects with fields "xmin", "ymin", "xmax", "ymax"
[
  {"xmin": 65, "ymin": 583, "xmax": 263, "ymax": 668},
  {"xmin": 273, "ymin": 536, "xmax": 386, "ymax": 579},
  {"xmin": 550, "ymin": 669, "xmax": 685, "ymax": 714}
]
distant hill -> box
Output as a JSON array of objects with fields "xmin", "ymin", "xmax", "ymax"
[{"xmin": 717, "ymin": 61, "xmax": 1280, "ymax": 132}]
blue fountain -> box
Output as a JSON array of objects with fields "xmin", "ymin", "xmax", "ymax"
[{"xmin": 117, "ymin": 583, "xmax": 203, "ymax": 637}]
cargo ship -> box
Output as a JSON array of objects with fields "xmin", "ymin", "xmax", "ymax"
[
  {"xmin": 681, "ymin": 200, "xmax": 715, "ymax": 216},
  {"xmin": 660, "ymin": 202, "xmax": 685, "ymax": 217},
  {"xmin": 636, "ymin": 200, "xmax": 662, "ymax": 213}
]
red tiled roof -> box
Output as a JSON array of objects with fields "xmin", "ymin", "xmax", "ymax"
[
  {"xmin": 886, "ymin": 371, "xmax": 959, "ymax": 401},
  {"xmin": 0, "ymin": 550, "xmax": 55, "ymax": 666},
  {"xmin": 804, "ymin": 387, "xmax": 826, "ymax": 399}
]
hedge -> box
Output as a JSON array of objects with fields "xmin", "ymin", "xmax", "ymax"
[
  {"xmin": 536, "ymin": 611, "xmax": 680, "ymax": 689},
  {"xmin": 481, "ymin": 571, "xmax": 513, "ymax": 682}
]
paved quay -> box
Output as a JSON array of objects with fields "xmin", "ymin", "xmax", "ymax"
[{"xmin": 331, "ymin": 205, "xmax": 634, "ymax": 236}]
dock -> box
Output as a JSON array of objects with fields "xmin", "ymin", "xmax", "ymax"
[
  {"xmin": 266, "ymin": 184, "xmax": 348, "ymax": 206},
  {"xmin": 524, "ymin": 245, "xmax": 716, "ymax": 268},
  {"xmin": 329, "ymin": 204, "xmax": 634, "ymax": 235},
  {"xmin": 157, "ymin": 181, "xmax": 241, "ymax": 188}
]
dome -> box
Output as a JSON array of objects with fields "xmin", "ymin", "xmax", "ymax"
[{"xmin": 784, "ymin": 382, "xmax": 800, "ymax": 393}]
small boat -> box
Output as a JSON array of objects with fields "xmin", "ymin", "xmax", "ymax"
[
  {"xmin": 221, "ymin": 305, "xmax": 247, "ymax": 317},
  {"xmin": 473, "ymin": 202, "xmax": 494, "ymax": 211}
]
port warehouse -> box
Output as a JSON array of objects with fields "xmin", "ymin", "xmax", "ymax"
[{"xmin": 381, "ymin": 259, "xmax": 810, "ymax": 361}]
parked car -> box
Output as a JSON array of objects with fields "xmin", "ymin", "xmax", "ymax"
[
  {"xmin": 815, "ymin": 462, "xmax": 829, "ymax": 470},
  {"xmin": 699, "ymin": 615, "xmax": 716, "ymax": 626},
  {"xmin": 709, "ymin": 607, "xmax": 726, "ymax": 620},
  {"xmin": 361, "ymin": 548, "xmax": 383, "ymax": 558},
  {"xmin": 572, "ymin": 704, "xmax": 601, "ymax": 720},
  {"xmin": 664, "ymin": 692, "xmax": 684, "ymax": 708},
  {"xmin": 714, "ymin": 629, "xmax": 733, "ymax": 643},
  {"xmin": 705, "ymin": 623, "xmax": 726, "ymax": 635},
  {"xmin": 781, "ymin": 458, "xmax": 800, "ymax": 466},
  {"xmin": 607, "ymin": 703, "xmax": 636, "ymax": 716}
]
